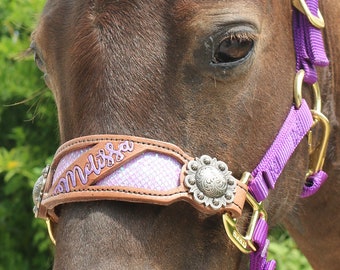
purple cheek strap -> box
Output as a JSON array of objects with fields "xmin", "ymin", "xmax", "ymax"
[
  {"xmin": 247, "ymin": 100, "xmax": 313, "ymax": 270},
  {"xmin": 248, "ymin": 100, "xmax": 314, "ymax": 202}
]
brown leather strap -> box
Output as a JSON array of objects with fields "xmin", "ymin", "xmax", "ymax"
[{"xmin": 35, "ymin": 135, "xmax": 248, "ymax": 223}]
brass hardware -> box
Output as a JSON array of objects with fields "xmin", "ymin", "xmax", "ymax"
[
  {"xmin": 293, "ymin": 69, "xmax": 330, "ymax": 179},
  {"xmin": 292, "ymin": 0, "xmax": 325, "ymax": 29},
  {"xmin": 46, "ymin": 219, "xmax": 56, "ymax": 245},
  {"xmin": 223, "ymin": 191, "xmax": 267, "ymax": 254},
  {"xmin": 307, "ymin": 110, "xmax": 330, "ymax": 177},
  {"xmin": 222, "ymin": 172, "xmax": 267, "ymax": 254},
  {"xmin": 311, "ymin": 82, "xmax": 322, "ymax": 113},
  {"xmin": 240, "ymin": 171, "xmax": 253, "ymax": 186},
  {"xmin": 294, "ymin": 69, "xmax": 305, "ymax": 109},
  {"xmin": 294, "ymin": 69, "xmax": 322, "ymax": 113}
]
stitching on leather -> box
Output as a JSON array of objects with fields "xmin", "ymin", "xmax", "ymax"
[
  {"xmin": 47, "ymin": 188, "xmax": 188, "ymax": 198},
  {"xmin": 236, "ymin": 183, "xmax": 247, "ymax": 193},
  {"xmin": 46, "ymin": 189, "xmax": 243, "ymax": 211},
  {"xmin": 44, "ymin": 185, "xmax": 245, "ymax": 211},
  {"xmin": 55, "ymin": 137, "xmax": 190, "ymax": 162}
]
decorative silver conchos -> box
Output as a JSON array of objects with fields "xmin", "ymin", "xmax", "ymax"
[
  {"xmin": 184, "ymin": 155, "xmax": 237, "ymax": 210},
  {"xmin": 32, "ymin": 165, "xmax": 50, "ymax": 217}
]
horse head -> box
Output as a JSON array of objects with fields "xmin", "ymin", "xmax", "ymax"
[{"xmin": 31, "ymin": 0, "xmax": 339, "ymax": 269}]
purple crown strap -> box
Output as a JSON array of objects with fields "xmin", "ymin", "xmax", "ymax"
[
  {"xmin": 250, "ymin": 218, "xmax": 276, "ymax": 270},
  {"xmin": 293, "ymin": 0, "xmax": 329, "ymax": 84},
  {"xmin": 249, "ymin": 100, "xmax": 313, "ymax": 202}
]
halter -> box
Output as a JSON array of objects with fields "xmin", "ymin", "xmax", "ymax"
[{"xmin": 32, "ymin": 0, "xmax": 330, "ymax": 269}]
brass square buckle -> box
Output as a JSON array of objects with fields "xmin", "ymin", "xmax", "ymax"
[{"xmin": 222, "ymin": 172, "xmax": 267, "ymax": 254}]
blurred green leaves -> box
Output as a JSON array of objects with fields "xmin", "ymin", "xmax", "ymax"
[
  {"xmin": 0, "ymin": 0, "xmax": 55, "ymax": 269},
  {"xmin": 268, "ymin": 227, "xmax": 313, "ymax": 270}
]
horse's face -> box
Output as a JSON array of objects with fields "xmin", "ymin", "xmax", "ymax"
[
  {"xmin": 33, "ymin": 0, "xmax": 307, "ymax": 257},
  {"xmin": 33, "ymin": 0, "xmax": 306, "ymax": 220}
]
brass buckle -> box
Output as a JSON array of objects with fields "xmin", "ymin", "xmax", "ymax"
[
  {"xmin": 293, "ymin": 69, "xmax": 330, "ymax": 178},
  {"xmin": 222, "ymin": 172, "xmax": 267, "ymax": 254},
  {"xmin": 292, "ymin": 0, "xmax": 325, "ymax": 29}
]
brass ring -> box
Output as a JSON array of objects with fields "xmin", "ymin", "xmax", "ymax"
[{"xmin": 294, "ymin": 69, "xmax": 305, "ymax": 109}]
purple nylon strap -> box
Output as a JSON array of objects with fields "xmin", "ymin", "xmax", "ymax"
[
  {"xmin": 293, "ymin": 0, "xmax": 329, "ymax": 84},
  {"xmin": 250, "ymin": 219, "xmax": 276, "ymax": 270},
  {"xmin": 248, "ymin": 1, "xmax": 330, "ymax": 269},
  {"xmin": 247, "ymin": 101, "xmax": 313, "ymax": 269},
  {"xmin": 301, "ymin": 170, "xmax": 328, "ymax": 198},
  {"xmin": 292, "ymin": 0, "xmax": 330, "ymax": 198},
  {"xmin": 249, "ymin": 100, "xmax": 313, "ymax": 202}
]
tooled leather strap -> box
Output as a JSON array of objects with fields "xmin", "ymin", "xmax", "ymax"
[{"xmin": 35, "ymin": 135, "xmax": 248, "ymax": 222}]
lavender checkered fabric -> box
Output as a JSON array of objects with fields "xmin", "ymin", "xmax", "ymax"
[{"xmin": 96, "ymin": 152, "xmax": 182, "ymax": 191}]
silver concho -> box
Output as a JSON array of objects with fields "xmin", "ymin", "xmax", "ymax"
[
  {"xmin": 184, "ymin": 155, "xmax": 237, "ymax": 210},
  {"xmin": 32, "ymin": 165, "xmax": 50, "ymax": 217}
]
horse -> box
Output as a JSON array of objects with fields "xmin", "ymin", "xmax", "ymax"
[{"xmin": 30, "ymin": 0, "xmax": 340, "ymax": 269}]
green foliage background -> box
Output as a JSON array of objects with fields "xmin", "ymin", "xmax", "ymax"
[
  {"xmin": 0, "ymin": 1, "xmax": 312, "ymax": 269},
  {"xmin": 0, "ymin": 0, "xmax": 57, "ymax": 269}
]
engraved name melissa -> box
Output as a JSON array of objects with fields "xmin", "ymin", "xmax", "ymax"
[{"xmin": 54, "ymin": 141, "xmax": 134, "ymax": 195}]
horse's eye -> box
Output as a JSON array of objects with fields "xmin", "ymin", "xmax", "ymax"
[
  {"xmin": 34, "ymin": 52, "xmax": 45, "ymax": 70},
  {"xmin": 30, "ymin": 42, "xmax": 45, "ymax": 72},
  {"xmin": 213, "ymin": 35, "xmax": 254, "ymax": 64}
]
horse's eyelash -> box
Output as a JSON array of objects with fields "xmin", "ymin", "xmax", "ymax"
[
  {"xmin": 225, "ymin": 31, "xmax": 257, "ymax": 42},
  {"xmin": 26, "ymin": 47, "xmax": 34, "ymax": 56},
  {"xmin": 16, "ymin": 47, "xmax": 34, "ymax": 60}
]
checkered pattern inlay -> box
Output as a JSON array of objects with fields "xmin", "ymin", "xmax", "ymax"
[{"xmin": 96, "ymin": 152, "xmax": 182, "ymax": 191}]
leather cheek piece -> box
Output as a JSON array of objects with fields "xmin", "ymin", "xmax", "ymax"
[{"xmin": 35, "ymin": 135, "xmax": 248, "ymax": 223}]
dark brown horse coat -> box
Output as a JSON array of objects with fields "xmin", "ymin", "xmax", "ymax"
[{"xmin": 31, "ymin": 0, "xmax": 339, "ymax": 269}]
